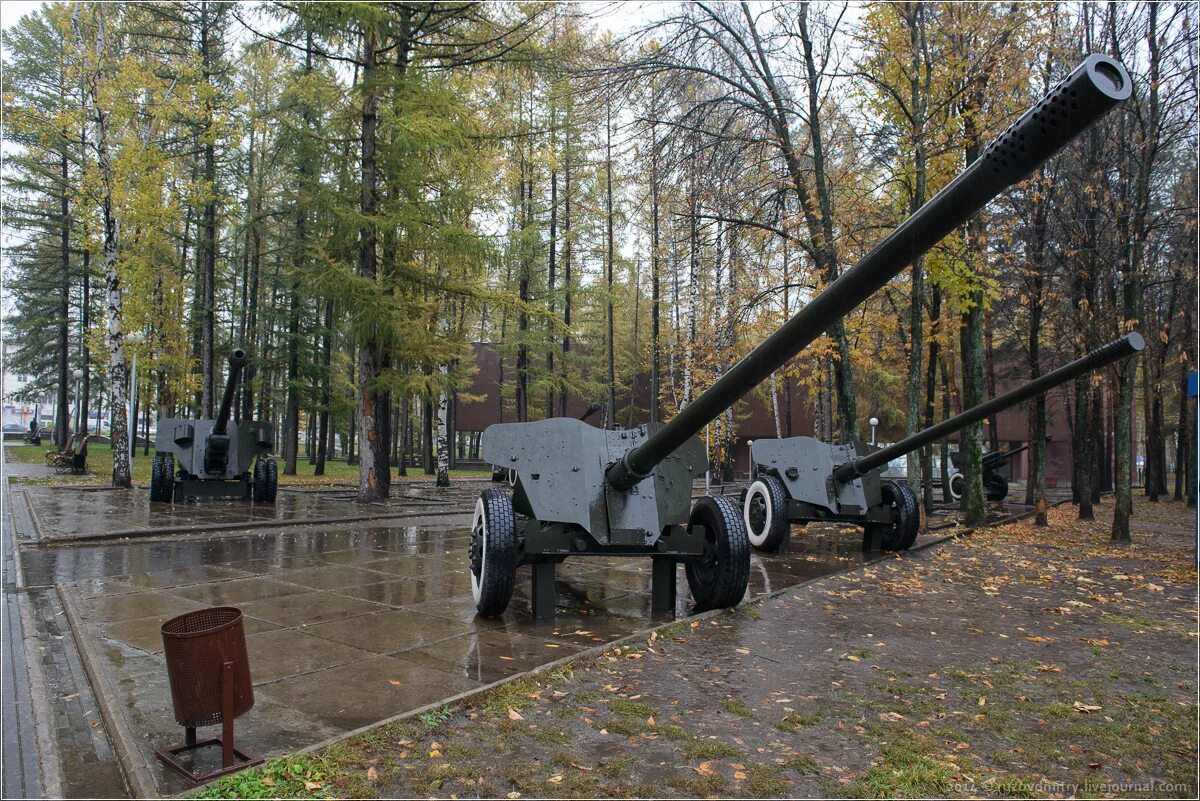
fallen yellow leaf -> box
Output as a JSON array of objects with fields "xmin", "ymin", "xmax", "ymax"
[
  {"xmin": 367, "ymin": 766, "xmax": 378, "ymax": 782},
  {"xmin": 304, "ymin": 780, "xmax": 322, "ymax": 791}
]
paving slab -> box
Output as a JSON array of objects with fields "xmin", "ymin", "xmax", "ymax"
[
  {"xmin": 331, "ymin": 577, "xmax": 435, "ymax": 607},
  {"xmin": 393, "ymin": 628, "xmax": 587, "ymax": 684},
  {"xmin": 303, "ymin": 609, "xmax": 476, "ymax": 654},
  {"xmin": 261, "ymin": 655, "xmax": 482, "ymax": 731},
  {"xmin": 167, "ymin": 576, "xmax": 311, "ymax": 606},
  {"xmin": 245, "ymin": 629, "xmax": 379, "ymax": 684},
  {"xmin": 236, "ymin": 591, "xmax": 389, "ymax": 628}
]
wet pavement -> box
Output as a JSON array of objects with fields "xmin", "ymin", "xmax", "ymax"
[
  {"xmin": 7, "ymin": 450, "xmax": 1021, "ymax": 797},
  {"xmin": 14, "ymin": 499, "xmax": 875, "ymax": 797},
  {"xmin": 9, "ymin": 481, "xmax": 488, "ymax": 543}
]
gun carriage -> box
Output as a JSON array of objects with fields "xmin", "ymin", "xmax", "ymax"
[
  {"xmin": 151, "ymin": 349, "xmax": 277, "ymax": 503},
  {"xmin": 942, "ymin": 444, "xmax": 1029, "ymax": 502},
  {"xmin": 470, "ymin": 54, "xmax": 1133, "ymax": 620},
  {"xmin": 744, "ymin": 335, "xmax": 1142, "ymax": 553}
]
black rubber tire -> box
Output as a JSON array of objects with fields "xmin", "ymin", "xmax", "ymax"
[
  {"xmin": 253, "ymin": 459, "xmax": 267, "ymax": 502},
  {"xmin": 984, "ymin": 474, "xmax": 1009, "ymax": 502},
  {"xmin": 264, "ymin": 458, "xmax": 278, "ymax": 503},
  {"xmin": 948, "ymin": 472, "xmax": 965, "ymax": 501},
  {"xmin": 150, "ymin": 455, "xmax": 162, "ymax": 501},
  {"xmin": 743, "ymin": 474, "xmax": 790, "ymax": 553},
  {"xmin": 895, "ymin": 481, "xmax": 921, "ymax": 550},
  {"xmin": 151, "ymin": 454, "xmax": 175, "ymax": 502},
  {"xmin": 685, "ymin": 495, "xmax": 751, "ymax": 612},
  {"xmin": 491, "ymin": 465, "xmax": 506, "ymax": 482},
  {"xmin": 471, "ymin": 489, "xmax": 517, "ymax": 618},
  {"xmin": 151, "ymin": 455, "xmax": 164, "ymax": 501},
  {"xmin": 868, "ymin": 479, "xmax": 919, "ymax": 552}
]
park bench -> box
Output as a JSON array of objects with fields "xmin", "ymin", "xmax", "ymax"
[{"xmin": 45, "ymin": 435, "xmax": 89, "ymax": 475}]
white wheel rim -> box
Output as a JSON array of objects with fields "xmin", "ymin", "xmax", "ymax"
[
  {"xmin": 950, "ymin": 473, "xmax": 963, "ymax": 500},
  {"xmin": 470, "ymin": 497, "xmax": 486, "ymax": 604},
  {"xmin": 743, "ymin": 480, "xmax": 773, "ymax": 547}
]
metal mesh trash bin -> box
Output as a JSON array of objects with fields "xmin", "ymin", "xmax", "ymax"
[{"xmin": 156, "ymin": 607, "xmax": 263, "ymax": 782}]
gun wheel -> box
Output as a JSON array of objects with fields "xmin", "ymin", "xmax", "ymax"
[
  {"xmin": 984, "ymin": 474, "xmax": 1009, "ymax": 502},
  {"xmin": 686, "ymin": 495, "xmax": 750, "ymax": 612},
  {"xmin": 254, "ymin": 458, "xmax": 278, "ymax": 503},
  {"xmin": 869, "ymin": 479, "xmax": 920, "ymax": 551},
  {"xmin": 471, "ymin": 489, "xmax": 517, "ymax": 618},
  {"xmin": 948, "ymin": 472, "xmax": 964, "ymax": 500},
  {"xmin": 150, "ymin": 453, "xmax": 174, "ymax": 502},
  {"xmin": 744, "ymin": 474, "xmax": 790, "ymax": 552}
]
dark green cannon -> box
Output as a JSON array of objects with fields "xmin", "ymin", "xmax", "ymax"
[
  {"xmin": 745, "ymin": 333, "xmax": 1144, "ymax": 552},
  {"xmin": 152, "ymin": 348, "xmax": 277, "ymax": 503},
  {"xmin": 472, "ymin": 54, "xmax": 1133, "ymax": 620}
]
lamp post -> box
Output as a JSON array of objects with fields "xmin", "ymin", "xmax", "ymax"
[
  {"xmin": 48, "ymin": 383, "xmax": 59, "ymax": 446},
  {"xmin": 126, "ymin": 332, "xmax": 145, "ymax": 459},
  {"xmin": 73, "ymin": 369, "xmax": 83, "ymax": 436},
  {"xmin": 869, "ymin": 417, "xmax": 879, "ymax": 447}
]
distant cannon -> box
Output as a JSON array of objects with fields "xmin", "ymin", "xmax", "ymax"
[
  {"xmin": 744, "ymin": 335, "xmax": 1143, "ymax": 552},
  {"xmin": 946, "ymin": 443, "xmax": 1030, "ymax": 502},
  {"xmin": 469, "ymin": 54, "xmax": 1133, "ymax": 620},
  {"xmin": 152, "ymin": 349, "xmax": 277, "ymax": 502}
]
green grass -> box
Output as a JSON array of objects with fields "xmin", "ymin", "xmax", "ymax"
[
  {"xmin": 417, "ymin": 705, "xmax": 452, "ymax": 729},
  {"xmin": 746, "ymin": 764, "xmax": 790, "ymax": 796},
  {"xmin": 683, "ymin": 738, "xmax": 742, "ymax": 760},
  {"xmin": 720, "ymin": 697, "xmax": 755, "ymax": 718},
  {"xmin": 192, "ymin": 756, "xmax": 332, "ymax": 799},
  {"xmin": 776, "ymin": 709, "xmax": 824, "ymax": 732},
  {"xmin": 609, "ymin": 698, "xmax": 658, "ymax": 718},
  {"xmin": 3, "ymin": 442, "xmax": 490, "ymax": 485}
]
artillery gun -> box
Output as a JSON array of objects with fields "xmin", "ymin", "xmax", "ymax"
[
  {"xmin": 945, "ymin": 444, "xmax": 1030, "ymax": 502},
  {"xmin": 469, "ymin": 54, "xmax": 1132, "ymax": 619},
  {"xmin": 744, "ymin": 334, "xmax": 1143, "ymax": 552},
  {"xmin": 151, "ymin": 349, "xmax": 277, "ymax": 503}
]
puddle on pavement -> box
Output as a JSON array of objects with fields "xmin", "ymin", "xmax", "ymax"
[
  {"xmin": 13, "ymin": 482, "xmax": 488, "ymax": 542},
  {"xmin": 31, "ymin": 515, "xmax": 867, "ymax": 796}
]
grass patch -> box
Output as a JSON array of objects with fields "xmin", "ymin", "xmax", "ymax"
[
  {"xmin": 471, "ymin": 676, "xmax": 541, "ymax": 716},
  {"xmin": 1101, "ymin": 612, "xmax": 1160, "ymax": 630},
  {"xmin": 668, "ymin": 770, "xmax": 728, "ymax": 796},
  {"xmin": 609, "ymin": 698, "xmax": 658, "ymax": 718},
  {"xmin": 660, "ymin": 723, "xmax": 691, "ymax": 741},
  {"xmin": 746, "ymin": 764, "xmax": 790, "ymax": 796},
  {"xmin": 683, "ymin": 738, "xmax": 742, "ymax": 760},
  {"xmin": 417, "ymin": 705, "xmax": 452, "ymax": 729},
  {"xmin": 599, "ymin": 754, "xmax": 639, "ymax": 780},
  {"xmin": 776, "ymin": 709, "xmax": 823, "ymax": 732},
  {"xmin": 3, "ymin": 443, "xmax": 490, "ymax": 486},
  {"xmin": 844, "ymin": 741, "xmax": 956, "ymax": 798},
  {"xmin": 572, "ymin": 690, "xmax": 605, "ymax": 706},
  {"xmin": 193, "ymin": 756, "xmax": 332, "ymax": 799},
  {"xmin": 602, "ymin": 716, "xmax": 647, "ymax": 737},
  {"xmin": 785, "ymin": 754, "xmax": 820, "ymax": 776},
  {"xmin": 720, "ymin": 697, "xmax": 755, "ymax": 718}
]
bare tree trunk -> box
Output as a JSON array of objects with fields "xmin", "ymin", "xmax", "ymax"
[
  {"xmin": 356, "ymin": 28, "xmax": 386, "ymax": 502},
  {"xmin": 73, "ymin": 6, "xmax": 130, "ymax": 488},
  {"xmin": 604, "ymin": 98, "xmax": 616, "ymax": 426},
  {"xmin": 199, "ymin": 1, "xmax": 217, "ymax": 418}
]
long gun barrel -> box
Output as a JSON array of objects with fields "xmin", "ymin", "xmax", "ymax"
[
  {"xmin": 982, "ymin": 443, "xmax": 1030, "ymax": 471},
  {"xmin": 213, "ymin": 348, "xmax": 249, "ymax": 435},
  {"xmin": 606, "ymin": 55, "xmax": 1131, "ymax": 492},
  {"xmin": 833, "ymin": 333, "xmax": 1144, "ymax": 482}
]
